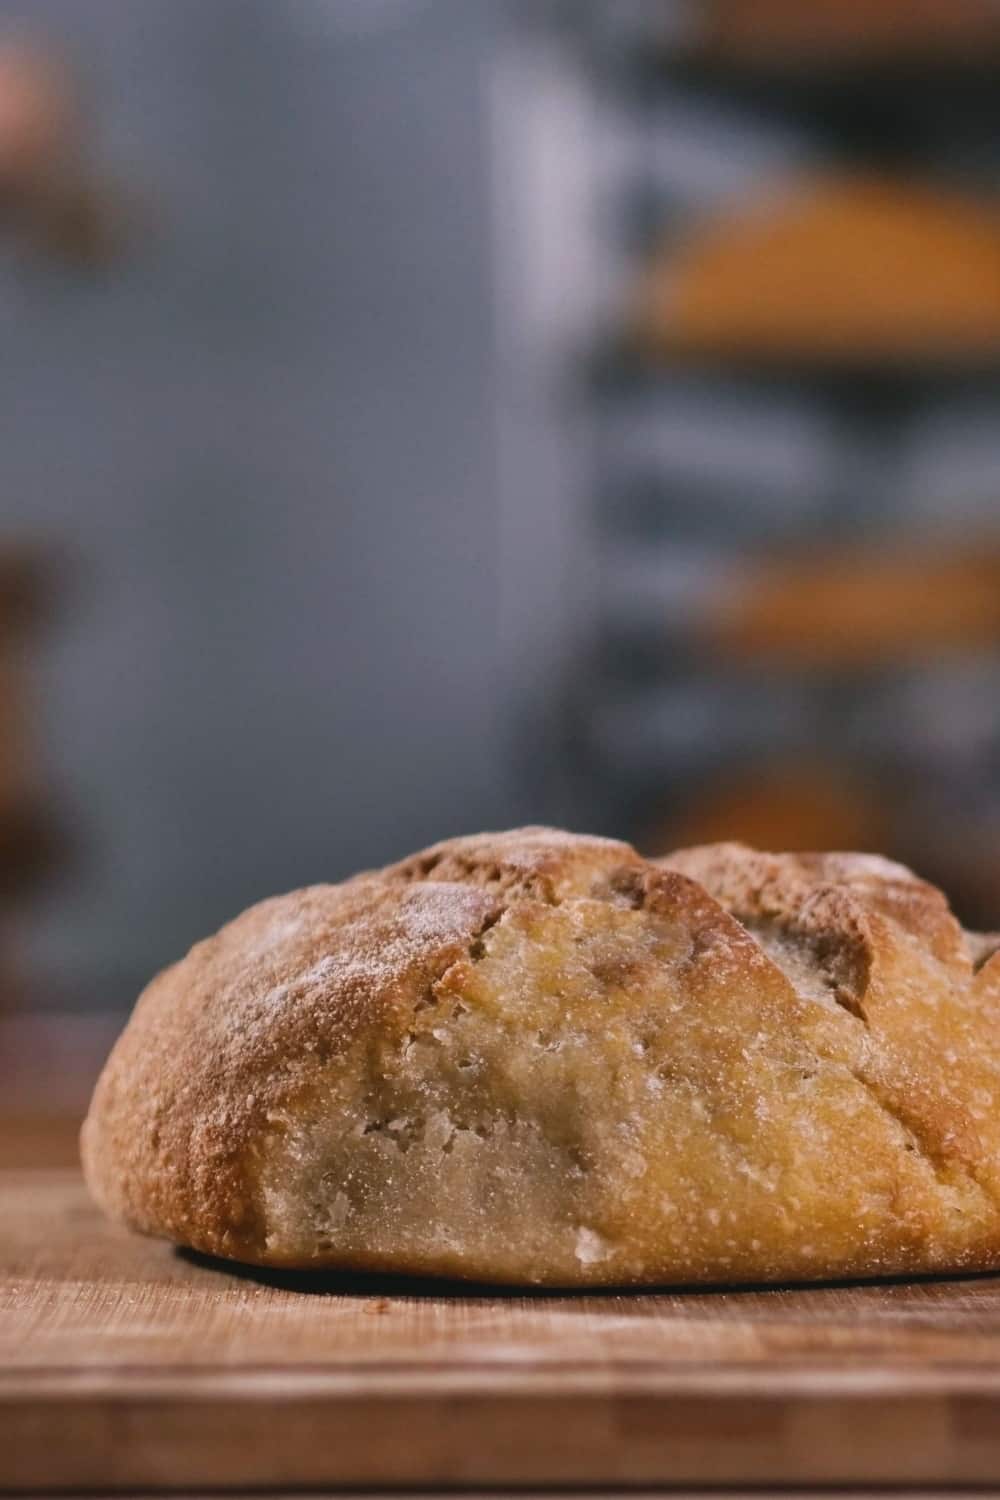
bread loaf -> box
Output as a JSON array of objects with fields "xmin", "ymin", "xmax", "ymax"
[{"xmin": 82, "ymin": 829, "xmax": 1000, "ymax": 1284}]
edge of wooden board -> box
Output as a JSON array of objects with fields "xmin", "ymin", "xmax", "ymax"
[{"xmin": 4, "ymin": 1366, "xmax": 1000, "ymax": 1492}]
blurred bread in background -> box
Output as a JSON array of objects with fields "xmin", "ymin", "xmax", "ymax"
[
  {"xmin": 699, "ymin": 0, "xmax": 1000, "ymax": 63},
  {"xmin": 634, "ymin": 177, "xmax": 1000, "ymax": 362},
  {"xmin": 0, "ymin": 547, "xmax": 57, "ymax": 871},
  {"xmin": 644, "ymin": 759, "xmax": 892, "ymax": 857},
  {"xmin": 701, "ymin": 543, "xmax": 1000, "ymax": 666},
  {"xmin": 0, "ymin": 546, "xmax": 63, "ymax": 1008},
  {"xmin": 0, "ymin": 35, "xmax": 125, "ymax": 268}
]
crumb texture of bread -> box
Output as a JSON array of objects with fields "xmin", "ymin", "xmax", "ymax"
[{"xmin": 81, "ymin": 827, "xmax": 1000, "ymax": 1284}]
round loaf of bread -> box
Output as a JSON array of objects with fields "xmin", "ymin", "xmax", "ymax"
[{"xmin": 81, "ymin": 828, "xmax": 1000, "ymax": 1284}]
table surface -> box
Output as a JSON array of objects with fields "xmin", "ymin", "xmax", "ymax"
[{"xmin": 5, "ymin": 1168, "xmax": 1000, "ymax": 1493}]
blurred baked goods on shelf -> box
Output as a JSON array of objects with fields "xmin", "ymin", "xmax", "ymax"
[
  {"xmin": 0, "ymin": 544, "xmax": 64, "ymax": 1012},
  {"xmin": 633, "ymin": 176, "xmax": 1000, "ymax": 363},
  {"xmin": 0, "ymin": 545, "xmax": 59, "ymax": 882},
  {"xmin": 698, "ymin": 0, "xmax": 1000, "ymax": 64},
  {"xmin": 0, "ymin": 36, "xmax": 127, "ymax": 268},
  {"xmin": 643, "ymin": 759, "xmax": 891, "ymax": 859},
  {"xmin": 0, "ymin": 38, "xmax": 73, "ymax": 194},
  {"xmin": 640, "ymin": 758, "xmax": 1000, "ymax": 934},
  {"xmin": 700, "ymin": 542, "xmax": 1000, "ymax": 666}
]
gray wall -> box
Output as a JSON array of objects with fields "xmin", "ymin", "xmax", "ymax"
[{"xmin": 2, "ymin": 0, "xmax": 532, "ymax": 1006}]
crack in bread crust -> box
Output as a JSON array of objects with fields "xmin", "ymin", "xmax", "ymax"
[
  {"xmin": 82, "ymin": 828, "xmax": 1000, "ymax": 1285},
  {"xmin": 661, "ymin": 843, "xmax": 1000, "ymax": 1207}
]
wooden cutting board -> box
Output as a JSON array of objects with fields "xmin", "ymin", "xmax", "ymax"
[{"xmin": 5, "ymin": 1169, "xmax": 1000, "ymax": 1493}]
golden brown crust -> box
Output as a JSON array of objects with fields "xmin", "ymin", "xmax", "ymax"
[
  {"xmin": 378, "ymin": 824, "xmax": 643, "ymax": 899},
  {"xmin": 82, "ymin": 829, "xmax": 1000, "ymax": 1284},
  {"xmin": 82, "ymin": 878, "xmax": 502, "ymax": 1262},
  {"xmin": 660, "ymin": 844, "xmax": 1000, "ymax": 1203}
]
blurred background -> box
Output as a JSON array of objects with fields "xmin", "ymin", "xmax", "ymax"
[{"xmin": 5, "ymin": 0, "xmax": 1000, "ymax": 1160}]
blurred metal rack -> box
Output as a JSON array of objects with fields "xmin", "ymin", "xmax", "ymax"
[{"xmin": 566, "ymin": 1, "xmax": 1000, "ymax": 916}]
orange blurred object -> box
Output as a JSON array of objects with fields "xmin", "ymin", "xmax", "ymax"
[
  {"xmin": 635, "ymin": 177, "xmax": 1000, "ymax": 363},
  {"xmin": 700, "ymin": 0, "xmax": 1000, "ymax": 63},
  {"xmin": 702, "ymin": 544, "xmax": 1000, "ymax": 666},
  {"xmin": 644, "ymin": 760, "xmax": 892, "ymax": 858},
  {"xmin": 642, "ymin": 763, "xmax": 1000, "ymax": 933},
  {"xmin": 0, "ymin": 35, "xmax": 125, "ymax": 267},
  {"xmin": 0, "ymin": 39, "xmax": 74, "ymax": 192},
  {"xmin": 0, "ymin": 546, "xmax": 62, "ymax": 1009}
]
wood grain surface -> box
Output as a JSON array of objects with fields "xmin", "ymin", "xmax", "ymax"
[{"xmin": 5, "ymin": 1170, "xmax": 1000, "ymax": 1492}]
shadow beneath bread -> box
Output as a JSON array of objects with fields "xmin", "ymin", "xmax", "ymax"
[
  {"xmin": 177, "ymin": 1247, "xmax": 593, "ymax": 1298},
  {"xmin": 175, "ymin": 1245, "xmax": 1000, "ymax": 1301}
]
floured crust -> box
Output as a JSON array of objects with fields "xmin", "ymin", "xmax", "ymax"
[{"xmin": 82, "ymin": 828, "xmax": 1000, "ymax": 1284}]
